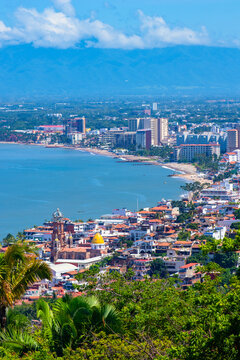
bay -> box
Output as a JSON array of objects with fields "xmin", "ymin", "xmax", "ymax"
[{"xmin": 0, "ymin": 144, "xmax": 184, "ymax": 239}]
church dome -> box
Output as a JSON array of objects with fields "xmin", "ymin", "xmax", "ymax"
[{"xmin": 91, "ymin": 232, "xmax": 104, "ymax": 244}]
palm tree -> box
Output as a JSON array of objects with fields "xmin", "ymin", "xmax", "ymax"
[
  {"xmin": 37, "ymin": 295, "xmax": 121, "ymax": 356},
  {"xmin": 0, "ymin": 243, "xmax": 52, "ymax": 329},
  {"xmin": 0, "ymin": 308, "xmax": 38, "ymax": 356}
]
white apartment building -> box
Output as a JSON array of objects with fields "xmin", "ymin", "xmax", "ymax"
[
  {"xmin": 174, "ymin": 143, "xmax": 220, "ymax": 161},
  {"xmin": 150, "ymin": 118, "xmax": 168, "ymax": 146},
  {"xmin": 201, "ymin": 181, "xmax": 238, "ymax": 201}
]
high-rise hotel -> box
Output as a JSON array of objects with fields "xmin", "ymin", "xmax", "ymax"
[
  {"xmin": 227, "ymin": 127, "xmax": 240, "ymax": 152},
  {"xmin": 128, "ymin": 117, "xmax": 168, "ymax": 146},
  {"xmin": 150, "ymin": 117, "xmax": 169, "ymax": 146}
]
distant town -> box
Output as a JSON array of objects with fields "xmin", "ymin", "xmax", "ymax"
[
  {"xmin": 1, "ymin": 98, "xmax": 240, "ymax": 359},
  {"xmin": 1, "ymin": 98, "xmax": 240, "ymax": 300},
  {"xmin": 0, "ymin": 97, "xmax": 240, "ymax": 181}
]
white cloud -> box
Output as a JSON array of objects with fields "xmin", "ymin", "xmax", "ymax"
[
  {"xmin": 138, "ymin": 10, "xmax": 209, "ymax": 47},
  {"xmin": 0, "ymin": 2, "xmax": 210, "ymax": 49},
  {"xmin": 11, "ymin": 6, "xmax": 142, "ymax": 49},
  {"xmin": 0, "ymin": 21, "xmax": 11, "ymax": 33},
  {"xmin": 51, "ymin": 0, "xmax": 75, "ymax": 17},
  {"xmin": 0, "ymin": 20, "xmax": 21, "ymax": 45},
  {"xmin": 15, "ymin": 7, "xmax": 81, "ymax": 48},
  {"xmin": 84, "ymin": 19, "xmax": 144, "ymax": 49}
]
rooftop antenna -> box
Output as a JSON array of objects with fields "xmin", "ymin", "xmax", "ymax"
[{"xmin": 137, "ymin": 198, "xmax": 139, "ymax": 212}]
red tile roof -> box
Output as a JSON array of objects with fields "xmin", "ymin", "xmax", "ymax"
[{"xmin": 180, "ymin": 263, "xmax": 199, "ymax": 269}]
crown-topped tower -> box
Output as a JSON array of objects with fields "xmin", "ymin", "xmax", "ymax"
[
  {"xmin": 52, "ymin": 208, "xmax": 63, "ymax": 222},
  {"xmin": 51, "ymin": 208, "xmax": 65, "ymax": 263}
]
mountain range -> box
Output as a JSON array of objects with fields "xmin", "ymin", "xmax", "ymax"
[{"xmin": 0, "ymin": 45, "xmax": 240, "ymax": 99}]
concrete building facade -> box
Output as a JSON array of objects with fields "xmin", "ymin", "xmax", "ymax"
[
  {"xmin": 227, "ymin": 129, "xmax": 239, "ymax": 152},
  {"xmin": 174, "ymin": 143, "xmax": 220, "ymax": 162}
]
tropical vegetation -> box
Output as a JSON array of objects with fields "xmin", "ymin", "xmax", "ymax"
[{"xmin": 0, "ymin": 242, "xmax": 240, "ymax": 359}]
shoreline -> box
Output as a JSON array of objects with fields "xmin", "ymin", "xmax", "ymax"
[
  {"xmin": 75, "ymin": 147, "xmax": 210, "ymax": 184},
  {"xmin": 0, "ymin": 141, "xmax": 210, "ymax": 184}
]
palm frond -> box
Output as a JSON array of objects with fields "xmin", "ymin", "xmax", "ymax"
[
  {"xmin": 37, "ymin": 299, "xmax": 55, "ymax": 341},
  {"xmin": 84, "ymin": 295, "xmax": 100, "ymax": 309},
  {"xmin": 12, "ymin": 260, "xmax": 52, "ymax": 299},
  {"xmin": 101, "ymin": 304, "xmax": 121, "ymax": 332},
  {"xmin": 0, "ymin": 328, "xmax": 39, "ymax": 354},
  {"xmin": 0, "ymin": 256, "xmax": 8, "ymax": 281},
  {"xmin": 4, "ymin": 244, "xmax": 26, "ymax": 267}
]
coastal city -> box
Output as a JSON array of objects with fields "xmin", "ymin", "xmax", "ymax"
[
  {"xmin": 1, "ymin": 0, "xmax": 240, "ymax": 357},
  {"xmin": 1, "ymin": 98, "xmax": 240, "ymax": 301}
]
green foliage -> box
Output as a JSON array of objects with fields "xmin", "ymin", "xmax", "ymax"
[
  {"xmin": 200, "ymin": 233, "xmax": 240, "ymax": 270},
  {"xmin": 2, "ymin": 237, "xmax": 240, "ymax": 359},
  {"xmin": 234, "ymin": 209, "xmax": 240, "ymax": 219},
  {"xmin": 230, "ymin": 222, "xmax": 240, "ymax": 230},
  {"xmin": 176, "ymin": 213, "xmax": 191, "ymax": 223},
  {"xmin": 197, "ymin": 261, "xmax": 225, "ymax": 274},
  {"xmin": 117, "ymin": 236, "xmax": 134, "ymax": 248},
  {"xmin": 2, "ymin": 234, "xmax": 16, "ymax": 247},
  {"xmin": 186, "ymin": 251, "xmax": 208, "ymax": 265},
  {"xmin": 213, "ymin": 252, "xmax": 238, "ymax": 269},
  {"xmin": 6, "ymin": 308, "xmax": 30, "ymax": 330},
  {"xmin": 133, "ymin": 145, "xmax": 173, "ymax": 160},
  {"xmin": 171, "ymin": 200, "xmax": 187, "ymax": 212},
  {"xmin": 37, "ymin": 296, "xmax": 120, "ymax": 356},
  {"xmin": 0, "ymin": 243, "xmax": 52, "ymax": 328},
  {"xmin": 188, "ymin": 223, "xmax": 199, "ymax": 230},
  {"xmin": 1, "ymin": 274, "xmax": 240, "ymax": 359},
  {"xmin": 214, "ymin": 169, "xmax": 238, "ymax": 182},
  {"xmin": 180, "ymin": 181, "xmax": 203, "ymax": 193},
  {"xmin": 178, "ymin": 230, "xmax": 190, "ymax": 241},
  {"xmin": 61, "ymin": 332, "xmax": 171, "ymax": 360},
  {"xmin": 75, "ymin": 264, "xmax": 100, "ymax": 290},
  {"xmin": 95, "ymin": 275, "xmax": 240, "ymax": 360},
  {"xmin": 202, "ymin": 232, "xmax": 240, "ymax": 256},
  {"xmin": 149, "ymin": 258, "xmax": 168, "ymax": 278},
  {"xmin": 201, "ymin": 238, "xmax": 221, "ymax": 255},
  {"xmin": 193, "ymin": 153, "xmax": 219, "ymax": 172},
  {"xmin": 0, "ymin": 328, "xmax": 39, "ymax": 356},
  {"xmin": 11, "ymin": 302, "xmax": 37, "ymax": 321}
]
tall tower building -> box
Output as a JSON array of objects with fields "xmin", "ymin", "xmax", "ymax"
[
  {"xmin": 51, "ymin": 208, "xmax": 65, "ymax": 263},
  {"xmin": 65, "ymin": 117, "xmax": 86, "ymax": 135},
  {"xmin": 150, "ymin": 118, "xmax": 159, "ymax": 146},
  {"xmin": 75, "ymin": 117, "xmax": 86, "ymax": 134},
  {"xmin": 136, "ymin": 129, "xmax": 151, "ymax": 149},
  {"xmin": 149, "ymin": 118, "xmax": 169, "ymax": 146},
  {"xmin": 128, "ymin": 118, "xmax": 147, "ymax": 131},
  {"xmin": 128, "ymin": 118, "xmax": 141, "ymax": 131},
  {"xmin": 236, "ymin": 125, "xmax": 240, "ymax": 149},
  {"xmin": 159, "ymin": 118, "xmax": 168, "ymax": 143},
  {"xmin": 227, "ymin": 129, "xmax": 238, "ymax": 152}
]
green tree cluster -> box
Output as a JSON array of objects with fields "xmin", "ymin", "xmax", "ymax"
[{"xmin": 2, "ymin": 244, "xmax": 240, "ymax": 359}]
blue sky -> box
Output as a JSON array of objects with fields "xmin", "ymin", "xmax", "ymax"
[{"xmin": 0, "ymin": 0, "xmax": 239, "ymax": 49}]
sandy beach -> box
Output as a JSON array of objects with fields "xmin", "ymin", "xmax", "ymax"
[
  {"xmin": 75, "ymin": 147, "xmax": 210, "ymax": 184},
  {"xmin": 162, "ymin": 162, "xmax": 212, "ymax": 184}
]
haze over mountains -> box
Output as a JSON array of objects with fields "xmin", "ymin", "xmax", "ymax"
[{"xmin": 0, "ymin": 45, "xmax": 240, "ymax": 99}]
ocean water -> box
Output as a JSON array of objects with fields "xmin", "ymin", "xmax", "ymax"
[{"xmin": 0, "ymin": 144, "xmax": 184, "ymax": 239}]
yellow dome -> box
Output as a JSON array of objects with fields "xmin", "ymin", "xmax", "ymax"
[{"xmin": 91, "ymin": 233, "xmax": 104, "ymax": 244}]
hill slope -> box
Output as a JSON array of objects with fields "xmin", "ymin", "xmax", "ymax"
[{"xmin": 0, "ymin": 45, "xmax": 240, "ymax": 98}]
